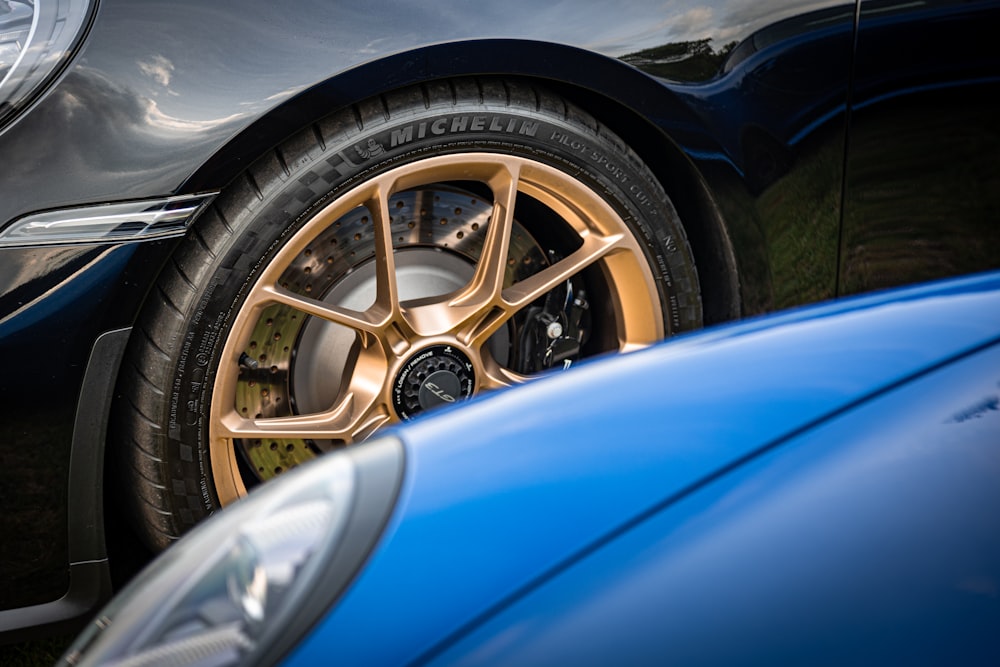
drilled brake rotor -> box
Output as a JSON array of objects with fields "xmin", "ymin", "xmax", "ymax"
[{"xmin": 233, "ymin": 186, "xmax": 547, "ymax": 482}]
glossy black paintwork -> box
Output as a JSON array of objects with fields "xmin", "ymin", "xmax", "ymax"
[
  {"xmin": 0, "ymin": 240, "xmax": 178, "ymax": 615},
  {"xmin": 655, "ymin": 3, "xmax": 856, "ymax": 312},
  {"xmin": 0, "ymin": 0, "xmax": 997, "ymax": 632},
  {"xmin": 0, "ymin": 0, "xmax": 731, "ymax": 221},
  {"xmin": 842, "ymin": 0, "xmax": 1000, "ymax": 293}
]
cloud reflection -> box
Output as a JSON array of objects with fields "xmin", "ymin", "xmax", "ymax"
[{"xmin": 137, "ymin": 55, "xmax": 175, "ymax": 88}]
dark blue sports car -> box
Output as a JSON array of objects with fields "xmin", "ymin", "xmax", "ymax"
[
  {"xmin": 60, "ymin": 271, "xmax": 1000, "ymax": 666},
  {"xmin": 1, "ymin": 0, "xmax": 998, "ymax": 639}
]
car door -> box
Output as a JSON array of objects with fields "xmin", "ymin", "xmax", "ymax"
[{"xmin": 841, "ymin": 0, "xmax": 1000, "ymax": 295}]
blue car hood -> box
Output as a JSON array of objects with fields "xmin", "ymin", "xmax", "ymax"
[{"xmin": 286, "ymin": 272, "xmax": 1000, "ymax": 666}]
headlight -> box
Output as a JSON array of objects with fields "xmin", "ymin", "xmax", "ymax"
[
  {"xmin": 0, "ymin": 0, "xmax": 94, "ymax": 126},
  {"xmin": 60, "ymin": 437, "xmax": 404, "ymax": 667}
]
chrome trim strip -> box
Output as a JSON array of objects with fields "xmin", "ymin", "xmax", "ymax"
[{"xmin": 0, "ymin": 193, "xmax": 218, "ymax": 247}]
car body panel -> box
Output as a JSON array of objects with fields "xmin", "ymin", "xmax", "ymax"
[
  {"xmin": 282, "ymin": 271, "xmax": 1000, "ymax": 666},
  {"xmin": 425, "ymin": 341, "xmax": 1000, "ymax": 665},
  {"xmin": 0, "ymin": 0, "xmax": 847, "ymax": 223},
  {"xmin": 0, "ymin": 240, "xmax": 177, "ymax": 615},
  {"xmin": 842, "ymin": 0, "xmax": 1000, "ymax": 295}
]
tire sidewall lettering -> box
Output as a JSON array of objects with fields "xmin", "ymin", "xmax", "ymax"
[
  {"xmin": 170, "ymin": 277, "xmax": 240, "ymax": 512},
  {"xmin": 333, "ymin": 113, "xmax": 659, "ymax": 214}
]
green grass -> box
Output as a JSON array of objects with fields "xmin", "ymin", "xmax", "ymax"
[
  {"xmin": 0, "ymin": 635, "xmax": 73, "ymax": 666},
  {"xmin": 755, "ymin": 138, "xmax": 842, "ymax": 309},
  {"xmin": 839, "ymin": 99, "xmax": 1000, "ymax": 293}
]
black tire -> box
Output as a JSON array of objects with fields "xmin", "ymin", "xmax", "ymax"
[{"xmin": 112, "ymin": 78, "xmax": 701, "ymax": 550}]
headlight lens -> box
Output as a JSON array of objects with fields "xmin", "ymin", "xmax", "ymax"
[
  {"xmin": 60, "ymin": 437, "xmax": 404, "ymax": 667},
  {"xmin": 0, "ymin": 0, "xmax": 93, "ymax": 126}
]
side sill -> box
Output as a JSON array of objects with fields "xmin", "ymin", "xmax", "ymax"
[
  {"xmin": 0, "ymin": 327, "xmax": 131, "ymax": 638},
  {"xmin": 0, "ymin": 561, "xmax": 111, "ymax": 640}
]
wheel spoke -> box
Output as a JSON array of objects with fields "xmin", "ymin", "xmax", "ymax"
[
  {"xmin": 368, "ymin": 179, "xmax": 401, "ymax": 319},
  {"xmin": 217, "ymin": 393, "xmax": 389, "ymax": 441},
  {"xmin": 479, "ymin": 359, "xmax": 529, "ymax": 390},
  {"xmin": 401, "ymin": 160, "xmax": 522, "ymax": 340},
  {"xmin": 259, "ymin": 284, "xmax": 385, "ymax": 334},
  {"xmin": 451, "ymin": 160, "xmax": 520, "ymax": 309},
  {"xmin": 503, "ymin": 231, "xmax": 624, "ymax": 309},
  {"xmin": 455, "ymin": 230, "xmax": 625, "ymax": 348}
]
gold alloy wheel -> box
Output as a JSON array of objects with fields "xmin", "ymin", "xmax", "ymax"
[
  {"xmin": 209, "ymin": 153, "xmax": 664, "ymax": 504},
  {"xmin": 113, "ymin": 78, "xmax": 702, "ymax": 552}
]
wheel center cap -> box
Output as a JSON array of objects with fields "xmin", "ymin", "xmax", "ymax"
[{"xmin": 392, "ymin": 345, "xmax": 475, "ymax": 420}]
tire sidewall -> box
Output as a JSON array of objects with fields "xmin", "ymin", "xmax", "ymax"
[{"xmin": 166, "ymin": 94, "xmax": 699, "ymax": 521}]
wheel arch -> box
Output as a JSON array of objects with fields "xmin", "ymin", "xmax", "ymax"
[{"xmin": 180, "ymin": 39, "xmax": 741, "ymax": 324}]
